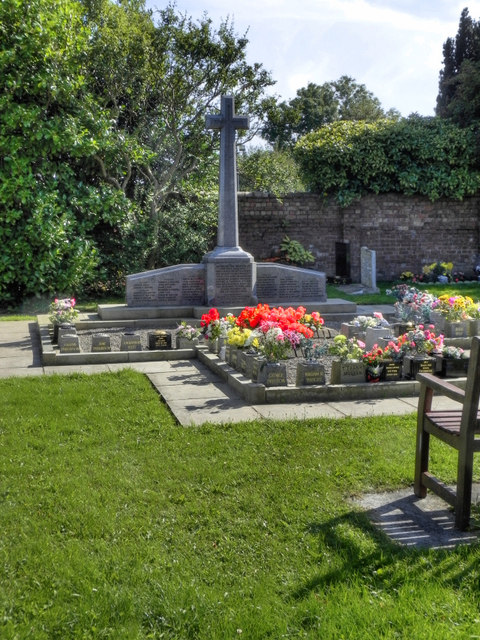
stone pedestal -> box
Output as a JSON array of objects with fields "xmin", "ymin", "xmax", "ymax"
[{"xmin": 203, "ymin": 246, "xmax": 257, "ymax": 307}]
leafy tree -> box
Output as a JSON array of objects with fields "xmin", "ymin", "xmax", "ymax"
[
  {"xmin": 436, "ymin": 7, "xmax": 480, "ymax": 123},
  {"xmin": 238, "ymin": 148, "xmax": 305, "ymax": 194},
  {"xmin": 262, "ymin": 76, "xmax": 398, "ymax": 149},
  {"xmin": 0, "ymin": 0, "xmax": 139, "ymax": 305},
  {"xmin": 0, "ymin": 0, "xmax": 273, "ymax": 305},
  {"xmin": 83, "ymin": 0, "xmax": 274, "ymax": 267},
  {"xmin": 294, "ymin": 116, "xmax": 480, "ymax": 205}
]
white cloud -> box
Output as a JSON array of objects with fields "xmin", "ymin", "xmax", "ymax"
[{"xmin": 146, "ymin": 0, "xmax": 480, "ymax": 116}]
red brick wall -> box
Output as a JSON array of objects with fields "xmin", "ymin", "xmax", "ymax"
[{"xmin": 238, "ymin": 192, "xmax": 480, "ymax": 280}]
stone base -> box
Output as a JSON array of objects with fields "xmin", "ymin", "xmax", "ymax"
[{"xmin": 203, "ymin": 246, "xmax": 257, "ymax": 306}]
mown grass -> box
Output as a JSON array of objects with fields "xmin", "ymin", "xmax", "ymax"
[
  {"xmin": 1, "ymin": 370, "xmax": 480, "ymax": 638},
  {"xmin": 327, "ymin": 280, "xmax": 480, "ymax": 305}
]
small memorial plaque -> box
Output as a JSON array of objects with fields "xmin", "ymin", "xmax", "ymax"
[
  {"xmin": 258, "ymin": 362, "xmax": 288, "ymax": 387},
  {"xmin": 59, "ymin": 334, "xmax": 80, "ymax": 354},
  {"xmin": 120, "ymin": 332, "xmax": 142, "ymax": 351},
  {"xmin": 148, "ymin": 330, "xmax": 172, "ymax": 350},
  {"xmin": 91, "ymin": 334, "xmax": 111, "ymax": 352},
  {"xmin": 296, "ymin": 362, "xmax": 326, "ymax": 386}
]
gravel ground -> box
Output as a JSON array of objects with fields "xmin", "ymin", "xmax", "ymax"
[{"xmin": 76, "ymin": 325, "xmax": 341, "ymax": 385}]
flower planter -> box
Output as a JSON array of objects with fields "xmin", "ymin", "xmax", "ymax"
[
  {"xmin": 57, "ymin": 322, "xmax": 76, "ymax": 343},
  {"xmin": 228, "ymin": 345, "xmax": 239, "ymax": 367},
  {"xmin": 330, "ymin": 360, "xmax": 365, "ymax": 384},
  {"xmin": 365, "ymin": 326, "xmax": 391, "ymax": 351},
  {"xmin": 176, "ymin": 336, "xmax": 198, "ymax": 349},
  {"xmin": 340, "ymin": 323, "xmax": 365, "ymax": 340},
  {"xmin": 251, "ymin": 356, "xmax": 266, "ymax": 383},
  {"xmin": 443, "ymin": 321, "xmax": 468, "ymax": 338},
  {"xmin": 257, "ymin": 362, "xmax": 288, "ymax": 387},
  {"xmin": 429, "ymin": 312, "xmax": 445, "ymax": 332},
  {"xmin": 295, "ymin": 362, "xmax": 326, "ymax": 386},
  {"xmin": 438, "ymin": 357, "xmax": 469, "ymax": 378},
  {"xmin": 381, "ymin": 360, "xmax": 403, "ymax": 381},
  {"xmin": 402, "ymin": 355, "xmax": 435, "ymax": 380},
  {"xmin": 468, "ymin": 319, "xmax": 480, "ymax": 337},
  {"xmin": 242, "ymin": 352, "xmax": 258, "ymax": 379},
  {"xmin": 207, "ymin": 338, "xmax": 219, "ymax": 353}
]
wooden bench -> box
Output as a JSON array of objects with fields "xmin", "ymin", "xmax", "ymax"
[{"xmin": 414, "ymin": 336, "xmax": 480, "ymax": 530}]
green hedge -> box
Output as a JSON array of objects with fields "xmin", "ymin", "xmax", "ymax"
[{"xmin": 294, "ymin": 116, "xmax": 480, "ymax": 205}]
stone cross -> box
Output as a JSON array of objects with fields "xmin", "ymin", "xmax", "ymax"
[{"xmin": 206, "ymin": 95, "xmax": 249, "ymax": 248}]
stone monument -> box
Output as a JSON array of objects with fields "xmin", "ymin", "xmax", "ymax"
[
  {"xmin": 121, "ymin": 95, "xmax": 327, "ymax": 316},
  {"xmin": 203, "ymin": 95, "xmax": 257, "ymax": 306}
]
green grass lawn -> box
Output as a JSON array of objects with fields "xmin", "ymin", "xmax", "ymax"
[{"xmin": 1, "ymin": 370, "xmax": 480, "ymax": 638}]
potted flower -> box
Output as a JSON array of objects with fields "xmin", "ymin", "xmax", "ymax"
[
  {"xmin": 431, "ymin": 294, "xmax": 473, "ymax": 337},
  {"xmin": 387, "ymin": 285, "xmax": 437, "ymax": 328},
  {"xmin": 175, "ymin": 321, "xmax": 201, "ymax": 349},
  {"xmin": 48, "ymin": 297, "xmax": 78, "ymax": 342},
  {"xmin": 227, "ymin": 326, "xmax": 254, "ymax": 370},
  {"xmin": 340, "ymin": 314, "xmax": 375, "ymax": 340},
  {"xmin": 328, "ymin": 334, "xmax": 366, "ymax": 384},
  {"xmin": 362, "ymin": 345, "xmax": 387, "ymax": 382},
  {"xmin": 397, "ymin": 325, "xmax": 444, "ymax": 379},
  {"xmin": 465, "ymin": 300, "xmax": 480, "ymax": 337},
  {"xmin": 437, "ymin": 345, "xmax": 469, "ymax": 378},
  {"xmin": 299, "ymin": 311, "xmax": 325, "ymax": 337},
  {"xmin": 296, "ymin": 338, "xmax": 326, "ymax": 386}
]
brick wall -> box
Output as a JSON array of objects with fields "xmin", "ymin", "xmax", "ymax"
[{"xmin": 238, "ymin": 192, "xmax": 480, "ymax": 281}]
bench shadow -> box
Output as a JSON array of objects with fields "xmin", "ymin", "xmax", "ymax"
[{"xmin": 293, "ymin": 505, "xmax": 480, "ymax": 602}]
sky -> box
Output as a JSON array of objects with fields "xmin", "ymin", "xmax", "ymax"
[{"xmin": 144, "ymin": 0, "xmax": 480, "ymax": 118}]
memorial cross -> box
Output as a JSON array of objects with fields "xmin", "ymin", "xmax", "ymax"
[{"xmin": 206, "ymin": 95, "xmax": 249, "ymax": 248}]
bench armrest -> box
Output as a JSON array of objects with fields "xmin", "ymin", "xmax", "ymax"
[{"xmin": 417, "ymin": 372, "xmax": 466, "ymax": 404}]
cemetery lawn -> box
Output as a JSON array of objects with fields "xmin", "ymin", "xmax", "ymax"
[{"xmin": 2, "ymin": 371, "xmax": 480, "ymax": 639}]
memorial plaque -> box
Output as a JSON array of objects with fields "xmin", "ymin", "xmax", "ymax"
[
  {"xmin": 91, "ymin": 334, "xmax": 111, "ymax": 352},
  {"xmin": 148, "ymin": 330, "xmax": 172, "ymax": 350},
  {"xmin": 120, "ymin": 332, "xmax": 142, "ymax": 351},
  {"xmin": 209, "ymin": 261, "xmax": 254, "ymax": 305},
  {"xmin": 126, "ymin": 265, "xmax": 206, "ymax": 307},
  {"xmin": 296, "ymin": 362, "xmax": 326, "ymax": 386},
  {"xmin": 59, "ymin": 334, "xmax": 80, "ymax": 354},
  {"xmin": 256, "ymin": 263, "xmax": 326, "ymax": 303},
  {"xmin": 258, "ymin": 362, "xmax": 287, "ymax": 387}
]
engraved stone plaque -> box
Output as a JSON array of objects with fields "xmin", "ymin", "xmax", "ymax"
[
  {"xmin": 126, "ymin": 264, "xmax": 206, "ymax": 307},
  {"xmin": 120, "ymin": 332, "xmax": 142, "ymax": 351},
  {"xmin": 148, "ymin": 330, "xmax": 172, "ymax": 350},
  {"xmin": 91, "ymin": 334, "xmax": 111, "ymax": 352},
  {"xmin": 59, "ymin": 334, "xmax": 80, "ymax": 354}
]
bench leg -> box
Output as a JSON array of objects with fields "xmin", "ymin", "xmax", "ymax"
[
  {"xmin": 414, "ymin": 428, "xmax": 429, "ymax": 498},
  {"xmin": 455, "ymin": 448, "xmax": 474, "ymax": 530}
]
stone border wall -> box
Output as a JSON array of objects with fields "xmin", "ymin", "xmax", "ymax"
[{"xmin": 238, "ymin": 192, "xmax": 480, "ymax": 281}]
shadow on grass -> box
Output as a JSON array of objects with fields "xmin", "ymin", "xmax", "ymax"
[{"xmin": 293, "ymin": 502, "xmax": 480, "ymax": 601}]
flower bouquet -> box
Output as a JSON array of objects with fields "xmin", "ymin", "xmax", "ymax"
[{"xmin": 49, "ymin": 297, "xmax": 78, "ymax": 325}]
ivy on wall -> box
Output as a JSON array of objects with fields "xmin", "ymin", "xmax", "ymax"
[{"xmin": 294, "ymin": 116, "xmax": 480, "ymax": 205}]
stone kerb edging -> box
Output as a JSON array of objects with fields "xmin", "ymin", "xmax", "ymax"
[
  {"xmin": 194, "ymin": 345, "xmax": 455, "ymax": 405},
  {"xmin": 37, "ymin": 315, "xmax": 469, "ymax": 405},
  {"xmin": 37, "ymin": 315, "xmax": 197, "ymax": 367}
]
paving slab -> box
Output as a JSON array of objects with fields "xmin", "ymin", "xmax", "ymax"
[
  {"xmin": 43, "ymin": 364, "xmax": 112, "ymax": 376},
  {"xmin": 165, "ymin": 397, "xmax": 261, "ymax": 426},
  {"xmin": 252, "ymin": 403, "xmax": 346, "ymax": 420},
  {"xmin": 354, "ymin": 486, "xmax": 480, "ymax": 549},
  {"xmin": 328, "ymin": 397, "xmax": 418, "ymax": 417}
]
